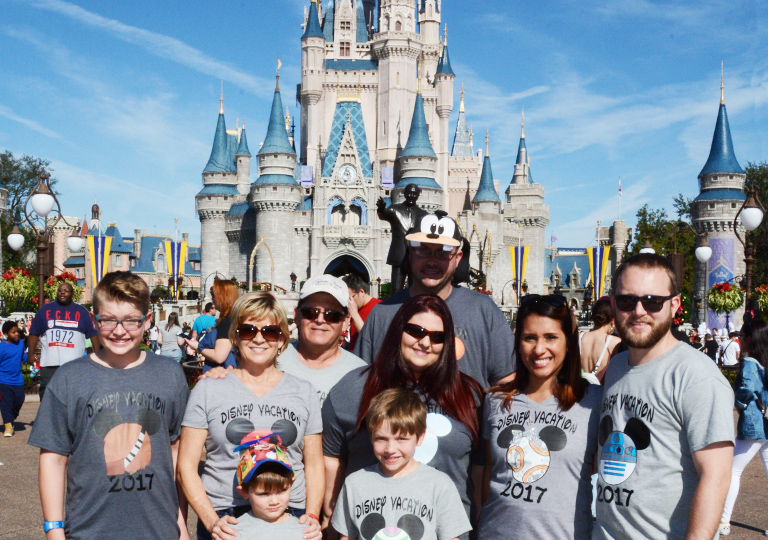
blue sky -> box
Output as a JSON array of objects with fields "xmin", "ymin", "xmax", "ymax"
[{"xmin": 1, "ymin": 0, "xmax": 766, "ymax": 249}]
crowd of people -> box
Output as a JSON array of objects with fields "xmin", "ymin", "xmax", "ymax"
[{"xmin": 4, "ymin": 211, "xmax": 767, "ymax": 540}]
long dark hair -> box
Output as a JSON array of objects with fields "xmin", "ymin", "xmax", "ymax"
[
  {"xmin": 356, "ymin": 295, "xmax": 482, "ymax": 442},
  {"xmin": 744, "ymin": 319, "xmax": 768, "ymax": 369},
  {"xmin": 490, "ymin": 295, "xmax": 584, "ymax": 411}
]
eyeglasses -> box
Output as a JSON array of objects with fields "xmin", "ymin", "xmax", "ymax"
[
  {"xmin": 236, "ymin": 324, "xmax": 283, "ymax": 342},
  {"xmin": 403, "ymin": 323, "xmax": 446, "ymax": 344},
  {"xmin": 519, "ymin": 294, "xmax": 568, "ymax": 309},
  {"xmin": 299, "ymin": 307, "xmax": 346, "ymax": 324},
  {"xmin": 614, "ymin": 294, "xmax": 676, "ymax": 313},
  {"xmin": 95, "ymin": 315, "xmax": 147, "ymax": 331},
  {"xmin": 411, "ymin": 245, "xmax": 458, "ymax": 261}
]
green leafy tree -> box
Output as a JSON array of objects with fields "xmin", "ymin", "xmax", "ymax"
[{"xmin": 744, "ymin": 161, "xmax": 768, "ymax": 287}]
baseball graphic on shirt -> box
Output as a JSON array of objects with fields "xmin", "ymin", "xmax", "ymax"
[
  {"xmin": 598, "ymin": 416, "xmax": 651, "ymax": 485},
  {"xmin": 497, "ymin": 424, "xmax": 567, "ymax": 484},
  {"xmin": 92, "ymin": 409, "xmax": 161, "ymax": 476},
  {"xmin": 413, "ymin": 412, "xmax": 452, "ymax": 464}
]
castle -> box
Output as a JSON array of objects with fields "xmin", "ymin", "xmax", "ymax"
[{"xmin": 195, "ymin": 0, "xmax": 550, "ymax": 305}]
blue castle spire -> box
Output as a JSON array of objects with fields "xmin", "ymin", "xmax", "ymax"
[
  {"xmin": 259, "ymin": 84, "xmax": 295, "ymax": 156},
  {"xmin": 473, "ymin": 129, "xmax": 501, "ymax": 203},
  {"xmin": 302, "ymin": 0, "xmax": 325, "ymax": 39},
  {"xmin": 401, "ymin": 93, "xmax": 436, "ymax": 158},
  {"xmin": 698, "ymin": 85, "xmax": 744, "ymax": 177},
  {"xmin": 204, "ymin": 89, "xmax": 236, "ymax": 173},
  {"xmin": 323, "ymin": 0, "xmax": 335, "ymax": 41},
  {"xmin": 356, "ymin": 0, "xmax": 368, "ymax": 42},
  {"xmin": 436, "ymin": 28, "xmax": 454, "ymax": 76},
  {"xmin": 236, "ymin": 125, "xmax": 251, "ymax": 156}
]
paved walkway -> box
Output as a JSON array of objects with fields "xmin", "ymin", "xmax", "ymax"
[{"xmin": 1, "ymin": 403, "xmax": 767, "ymax": 539}]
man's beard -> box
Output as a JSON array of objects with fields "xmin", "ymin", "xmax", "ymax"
[{"xmin": 616, "ymin": 314, "xmax": 673, "ymax": 349}]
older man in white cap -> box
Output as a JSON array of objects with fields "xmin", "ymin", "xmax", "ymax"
[{"xmin": 279, "ymin": 275, "xmax": 366, "ymax": 405}]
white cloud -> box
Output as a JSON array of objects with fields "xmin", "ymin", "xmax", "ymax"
[{"xmin": 0, "ymin": 103, "xmax": 63, "ymax": 139}]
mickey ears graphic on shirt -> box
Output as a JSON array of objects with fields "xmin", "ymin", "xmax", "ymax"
[
  {"xmin": 360, "ymin": 513, "xmax": 425, "ymax": 540},
  {"xmin": 92, "ymin": 409, "xmax": 161, "ymax": 439},
  {"xmin": 225, "ymin": 418, "xmax": 298, "ymax": 447},
  {"xmin": 497, "ymin": 424, "xmax": 567, "ymax": 452},
  {"xmin": 598, "ymin": 416, "xmax": 651, "ymax": 450}
]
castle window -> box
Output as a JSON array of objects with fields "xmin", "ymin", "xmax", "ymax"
[
  {"xmin": 395, "ymin": 20, "xmax": 402, "ymax": 31},
  {"xmin": 732, "ymin": 203, "xmax": 737, "ymax": 208},
  {"xmin": 340, "ymin": 42, "xmax": 351, "ymax": 56},
  {"xmin": 131, "ymin": 259, "xmax": 136, "ymax": 269},
  {"xmin": 709, "ymin": 203, "xmax": 715, "ymax": 209},
  {"xmin": 341, "ymin": 21, "xmax": 351, "ymax": 31},
  {"xmin": 273, "ymin": 186, "xmax": 278, "ymax": 191},
  {"xmin": 730, "ymin": 175, "xmax": 733, "ymax": 180},
  {"xmin": 224, "ymin": 197, "xmax": 228, "ymax": 201},
  {"xmin": 157, "ymin": 254, "xmax": 165, "ymax": 273}
]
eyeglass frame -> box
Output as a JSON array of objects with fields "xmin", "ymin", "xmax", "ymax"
[
  {"xmin": 236, "ymin": 324, "xmax": 284, "ymax": 343},
  {"xmin": 613, "ymin": 294, "xmax": 677, "ymax": 313},
  {"xmin": 298, "ymin": 306, "xmax": 347, "ymax": 324},
  {"xmin": 94, "ymin": 314, "xmax": 148, "ymax": 331},
  {"xmin": 409, "ymin": 243, "xmax": 460, "ymax": 262}
]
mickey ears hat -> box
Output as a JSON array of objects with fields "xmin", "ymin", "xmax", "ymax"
[{"xmin": 405, "ymin": 211, "xmax": 462, "ymax": 249}]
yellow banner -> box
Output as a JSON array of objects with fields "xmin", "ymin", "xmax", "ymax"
[{"xmin": 87, "ymin": 235, "xmax": 112, "ymax": 287}]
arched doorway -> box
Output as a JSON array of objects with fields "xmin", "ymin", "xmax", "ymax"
[{"xmin": 324, "ymin": 255, "xmax": 370, "ymax": 282}]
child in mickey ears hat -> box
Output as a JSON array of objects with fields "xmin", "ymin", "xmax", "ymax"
[
  {"xmin": 28, "ymin": 271, "xmax": 191, "ymax": 540},
  {"xmin": 231, "ymin": 432, "xmax": 309, "ymax": 539}
]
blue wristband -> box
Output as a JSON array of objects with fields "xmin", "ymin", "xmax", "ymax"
[{"xmin": 44, "ymin": 521, "xmax": 66, "ymax": 533}]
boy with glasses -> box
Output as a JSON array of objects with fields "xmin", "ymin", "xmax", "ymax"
[
  {"xmin": 29, "ymin": 271, "xmax": 190, "ymax": 540},
  {"xmin": 594, "ymin": 254, "xmax": 734, "ymax": 540}
]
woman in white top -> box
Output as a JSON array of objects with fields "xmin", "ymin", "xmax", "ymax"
[
  {"xmin": 158, "ymin": 312, "xmax": 184, "ymax": 361},
  {"xmin": 579, "ymin": 297, "xmax": 621, "ymax": 384}
]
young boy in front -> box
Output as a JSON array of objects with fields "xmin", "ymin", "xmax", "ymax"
[
  {"xmin": 331, "ymin": 388, "xmax": 471, "ymax": 540},
  {"xmin": 28, "ymin": 271, "xmax": 190, "ymax": 540},
  {"xmin": 232, "ymin": 432, "xmax": 309, "ymax": 539}
]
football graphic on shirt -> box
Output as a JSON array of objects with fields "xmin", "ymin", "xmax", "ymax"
[
  {"xmin": 413, "ymin": 413, "xmax": 452, "ymax": 464},
  {"xmin": 361, "ymin": 514, "xmax": 424, "ymax": 540},
  {"xmin": 497, "ymin": 424, "xmax": 567, "ymax": 484},
  {"xmin": 597, "ymin": 416, "xmax": 651, "ymax": 485},
  {"xmin": 92, "ymin": 409, "xmax": 161, "ymax": 475}
]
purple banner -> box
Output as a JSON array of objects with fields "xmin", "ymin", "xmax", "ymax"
[{"xmin": 707, "ymin": 237, "xmax": 735, "ymax": 330}]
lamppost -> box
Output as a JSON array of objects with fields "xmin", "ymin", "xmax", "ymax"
[
  {"xmin": 582, "ymin": 282, "xmax": 593, "ymax": 322},
  {"xmin": 376, "ymin": 277, "xmax": 381, "ymax": 298},
  {"xmin": 639, "ymin": 221, "xmax": 713, "ymax": 285},
  {"xmin": 734, "ymin": 186, "xmax": 765, "ymax": 304},
  {"xmin": 7, "ymin": 171, "xmax": 83, "ymax": 309},
  {"xmin": 290, "ymin": 272, "xmax": 297, "ymax": 292},
  {"xmin": 199, "ymin": 271, "xmax": 223, "ymax": 309}
]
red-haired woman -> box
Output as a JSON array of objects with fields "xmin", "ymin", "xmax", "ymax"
[
  {"xmin": 323, "ymin": 295, "xmax": 483, "ymax": 534},
  {"xmin": 478, "ymin": 295, "xmax": 600, "ymax": 540}
]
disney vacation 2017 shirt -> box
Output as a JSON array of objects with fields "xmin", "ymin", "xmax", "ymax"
[
  {"xmin": 332, "ymin": 463, "xmax": 472, "ymax": 540},
  {"xmin": 29, "ymin": 300, "xmax": 97, "ymax": 367},
  {"xmin": 182, "ymin": 372, "xmax": 322, "ymax": 510},
  {"xmin": 479, "ymin": 384, "xmax": 601, "ymax": 540},
  {"xmin": 27, "ymin": 353, "xmax": 190, "ymax": 540},
  {"xmin": 593, "ymin": 342, "xmax": 734, "ymax": 540}
]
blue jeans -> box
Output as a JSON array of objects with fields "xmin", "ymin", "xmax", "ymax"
[
  {"xmin": 160, "ymin": 349, "xmax": 182, "ymax": 362},
  {"xmin": 196, "ymin": 506, "xmax": 305, "ymax": 540}
]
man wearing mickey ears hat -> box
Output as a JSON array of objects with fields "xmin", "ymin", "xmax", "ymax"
[{"xmin": 354, "ymin": 211, "xmax": 515, "ymax": 389}]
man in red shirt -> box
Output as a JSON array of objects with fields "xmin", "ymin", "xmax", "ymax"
[{"xmin": 342, "ymin": 274, "xmax": 381, "ymax": 351}]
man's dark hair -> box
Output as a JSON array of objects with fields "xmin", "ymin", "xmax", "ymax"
[
  {"xmin": 613, "ymin": 253, "xmax": 678, "ymax": 295},
  {"xmin": 2, "ymin": 320, "xmax": 18, "ymax": 335},
  {"xmin": 342, "ymin": 274, "xmax": 369, "ymax": 295},
  {"xmin": 204, "ymin": 302, "xmax": 214, "ymax": 313}
]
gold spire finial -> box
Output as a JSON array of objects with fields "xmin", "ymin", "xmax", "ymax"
[
  {"xmin": 444, "ymin": 25, "xmax": 448, "ymax": 46},
  {"xmin": 276, "ymin": 54, "xmax": 282, "ymax": 91},
  {"xmin": 285, "ymin": 107, "xmax": 291, "ymax": 131},
  {"xmin": 485, "ymin": 126, "xmax": 489, "ymax": 157},
  {"xmin": 720, "ymin": 61, "xmax": 725, "ymax": 105},
  {"xmin": 219, "ymin": 80, "xmax": 224, "ymax": 114},
  {"xmin": 521, "ymin": 107, "xmax": 525, "ymax": 138},
  {"xmin": 460, "ymin": 83, "xmax": 465, "ymax": 113}
]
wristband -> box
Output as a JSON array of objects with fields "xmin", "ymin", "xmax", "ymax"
[
  {"xmin": 44, "ymin": 521, "xmax": 66, "ymax": 533},
  {"xmin": 305, "ymin": 513, "xmax": 320, "ymax": 522}
]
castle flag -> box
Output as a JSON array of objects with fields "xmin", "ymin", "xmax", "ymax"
[
  {"xmin": 164, "ymin": 240, "xmax": 188, "ymax": 299},
  {"xmin": 510, "ymin": 245, "xmax": 530, "ymax": 304},
  {"xmin": 87, "ymin": 235, "xmax": 112, "ymax": 287},
  {"xmin": 587, "ymin": 245, "xmax": 611, "ymax": 298}
]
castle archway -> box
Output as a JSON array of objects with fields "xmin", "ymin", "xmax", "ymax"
[{"xmin": 321, "ymin": 250, "xmax": 373, "ymax": 283}]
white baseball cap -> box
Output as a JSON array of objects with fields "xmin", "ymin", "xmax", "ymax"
[{"xmin": 299, "ymin": 275, "xmax": 349, "ymax": 309}]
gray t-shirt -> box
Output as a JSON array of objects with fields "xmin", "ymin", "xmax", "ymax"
[
  {"xmin": 322, "ymin": 367, "xmax": 480, "ymax": 523},
  {"xmin": 158, "ymin": 324, "xmax": 182, "ymax": 352},
  {"xmin": 332, "ymin": 463, "xmax": 472, "ymax": 540},
  {"xmin": 27, "ymin": 353, "xmax": 189, "ymax": 540},
  {"xmin": 594, "ymin": 342, "xmax": 735, "ymax": 540},
  {"xmin": 182, "ymin": 372, "xmax": 322, "ymax": 510},
  {"xmin": 354, "ymin": 286, "xmax": 515, "ymax": 388},
  {"xmin": 278, "ymin": 343, "xmax": 366, "ymax": 406},
  {"xmin": 233, "ymin": 512, "xmax": 308, "ymax": 540},
  {"xmin": 479, "ymin": 385, "xmax": 601, "ymax": 540}
]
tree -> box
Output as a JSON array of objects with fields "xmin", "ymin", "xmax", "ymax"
[{"xmin": 744, "ymin": 161, "xmax": 768, "ymax": 287}]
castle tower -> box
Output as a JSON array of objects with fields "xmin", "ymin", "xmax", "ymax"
[
  {"xmin": 250, "ymin": 73, "xmax": 303, "ymax": 291},
  {"xmin": 472, "ymin": 130, "xmax": 501, "ymax": 213},
  {"xmin": 235, "ymin": 124, "xmax": 251, "ymax": 196},
  {"xmin": 434, "ymin": 26, "xmax": 455, "ymax": 212},
  {"xmin": 301, "ymin": 0, "xmax": 326, "ymax": 167},
  {"xmin": 418, "ymin": 0, "xmax": 441, "ymax": 57},
  {"xmin": 692, "ymin": 71, "xmax": 747, "ymax": 329},
  {"xmin": 322, "ymin": 0, "xmax": 335, "ymax": 41},
  {"xmin": 447, "ymin": 84, "xmax": 481, "ymax": 213},
  {"xmin": 511, "ymin": 109, "xmax": 529, "ymax": 185},
  {"xmin": 395, "ymin": 85, "xmax": 442, "ymax": 211},
  {"xmin": 196, "ymin": 89, "xmax": 237, "ymax": 281}
]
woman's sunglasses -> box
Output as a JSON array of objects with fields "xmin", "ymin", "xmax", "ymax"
[
  {"xmin": 236, "ymin": 324, "xmax": 283, "ymax": 342},
  {"xmin": 299, "ymin": 307, "xmax": 346, "ymax": 324},
  {"xmin": 403, "ymin": 323, "xmax": 446, "ymax": 344},
  {"xmin": 614, "ymin": 294, "xmax": 675, "ymax": 313}
]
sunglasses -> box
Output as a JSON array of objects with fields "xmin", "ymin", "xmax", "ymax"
[
  {"xmin": 519, "ymin": 294, "xmax": 568, "ymax": 309},
  {"xmin": 236, "ymin": 324, "xmax": 283, "ymax": 342},
  {"xmin": 299, "ymin": 307, "xmax": 346, "ymax": 324},
  {"xmin": 614, "ymin": 294, "xmax": 676, "ymax": 313},
  {"xmin": 403, "ymin": 323, "xmax": 446, "ymax": 344},
  {"xmin": 410, "ymin": 245, "xmax": 458, "ymax": 261}
]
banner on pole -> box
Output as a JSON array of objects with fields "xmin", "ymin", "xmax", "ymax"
[
  {"xmin": 300, "ymin": 165, "xmax": 314, "ymax": 187},
  {"xmin": 381, "ymin": 167, "xmax": 394, "ymax": 189},
  {"xmin": 87, "ymin": 235, "xmax": 112, "ymax": 288},
  {"xmin": 164, "ymin": 240, "xmax": 188, "ymax": 299},
  {"xmin": 510, "ymin": 245, "xmax": 530, "ymax": 304},
  {"xmin": 587, "ymin": 245, "xmax": 611, "ymax": 298}
]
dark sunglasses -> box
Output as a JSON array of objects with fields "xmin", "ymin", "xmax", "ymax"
[
  {"xmin": 403, "ymin": 323, "xmax": 446, "ymax": 344},
  {"xmin": 410, "ymin": 245, "xmax": 458, "ymax": 261},
  {"xmin": 236, "ymin": 324, "xmax": 283, "ymax": 342},
  {"xmin": 299, "ymin": 306, "xmax": 346, "ymax": 324},
  {"xmin": 614, "ymin": 294, "xmax": 676, "ymax": 313},
  {"xmin": 519, "ymin": 294, "xmax": 568, "ymax": 309}
]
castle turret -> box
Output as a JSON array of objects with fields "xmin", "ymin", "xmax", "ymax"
[
  {"xmin": 511, "ymin": 110, "xmax": 530, "ymax": 185},
  {"xmin": 472, "ymin": 130, "xmax": 501, "ymax": 213},
  {"xmin": 355, "ymin": 0, "xmax": 368, "ymax": 42},
  {"xmin": 692, "ymin": 68, "xmax": 747, "ymax": 329},
  {"xmin": 251, "ymin": 73, "xmax": 303, "ymax": 291},
  {"xmin": 418, "ymin": 0, "xmax": 441, "ymax": 48},
  {"xmin": 301, "ymin": 0, "xmax": 326, "ymax": 167},
  {"xmin": 235, "ymin": 123, "xmax": 251, "ymax": 195},
  {"xmin": 434, "ymin": 26, "xmax": 455, "ymax": 210},
  {"xmin": 322, "ymin": 0, "xmax": 335, "ymax": 41}
]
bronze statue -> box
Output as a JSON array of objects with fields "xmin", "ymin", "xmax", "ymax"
[{"xmin": 377, "ymin": 183, "xmax": 428, "ymax": 292}]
